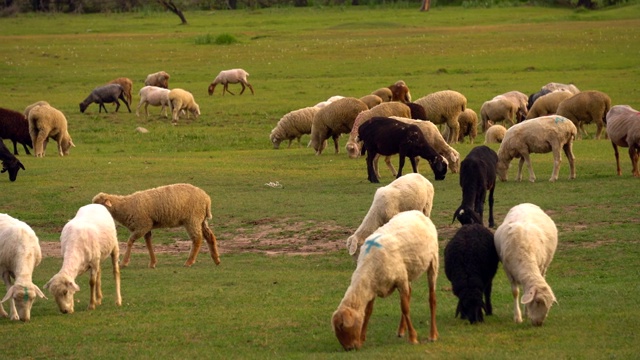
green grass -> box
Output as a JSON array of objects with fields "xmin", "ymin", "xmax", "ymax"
[{"xmin": 1, "ymin": 5, "xmax": 640, "ymax": 359}]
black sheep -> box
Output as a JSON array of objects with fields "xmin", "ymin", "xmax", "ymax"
[
  {"xmin": 444, "ymin": 224, "xmax": 499, "ymax": 324},
  {"xmin": 406, "ymin": 102, "xmax": 428, "ymax": 120},
  {"xmin": 358, "ymin": 116, "xmax": 448, "ymax": 183},
  {"xmin": 79, "ymin": 84, "xmax": 132, "ymax": 113},
  {"xmin": 527, "ymin": 88, "xmax": 552, "ymax": 112},
  {"xmin": 453, "ymin": 145, "xmax": 498, "ymax": 228},
  {"xmin": 0, "ymin": 107, "xmax": 33, "ymax": 155},
  {"xmin": 0, "ymin": 138, "xmax": 25, "ymax": 182}
]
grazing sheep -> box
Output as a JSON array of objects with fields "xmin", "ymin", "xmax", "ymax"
[
  {"xmin": 44, "ymin": 204, "xmax": 121, "ymax": 314},
  {"xmin": 314, "ymin": 95, "xmax": 344, "ymax": 108},
  {"xmin": 605, "ymin": 105, "xmax": 640, "ymax": 177},
  {"xmin": 556, "ymin": 90, "xmax": 611, "ymax": 139},
  {"xmin": 444, "ymin": 224, "xmax": 499, "ymax": 324},
  {"xmin": 525, "ymin": 90, "xmax": 573, "ymax": 120},
  {"xmin": 23, "ymin": 101, "xmax": 50, "ymax": 118},
  {"xmin": 527, "ymin": 88, "xmax": 552, "ymax": 111},
  {"xmin": 346, "ymin": 102, "xmax": 412, "ymax": 159},
  {"xmin": 144, "ymin": 71, "xmax": 170, "ymax": 89},
  {"xmin": 27, "ymin": 103, "xmax": 75, "ymax": 157},
  {"xmin": 371, "ymin": 87, "xmax": 393, "ymax": 102},
  {"xmin": 136, "ymin": 86, "xmax": 171, "ymax": 118},
  {"xmin": 494, "ymin": 203, "xmax": 558, "ymax": 326},
  {"xmin": 358, "ymin": 117, "xmax": 448, "ymax": 183},
  {"xmin": 480, "ymin": 96, "xmax": 520, "ymax": 132},
  {"xmin": 496, "ymin": 115, "xmax": 577, "ymax": 182},
  {"xmin": 0, "ymin": 213, "xmax": 46, "ymax": 321},
  {"xmin": 107, "ymin": 77, "xmax": 133, "ymax": 105},
  {"xmin": 0, "ymin": 140, "xmax": 25, "ymax": 182},
  {"xmin": 452, "ymin": 146, "xmax": 498, "ymax": 228},
  {"xmin": 542, "ymin": 82, "xmax": 580, "ymax": 95},
  {"xmin": 414, "ymin": 90, "xmax": 467, "ymax": 144},
  {"xmin": 346, "ymin": 173, "xmax": 434, "ymax": 259},
  {"xmin": 484, "ymin": 124, "xmax": 507, "ymax": 144},
  {"xmin": 270, "ymin": 106, "xmax": 320, "ymax": 149},
  {"xmin": 168, "ymin": 88, "xmax": 201, "ymax": 124},
  {"xmin": 388, "ymin": 80, "xmax": 411, "ymax": 103},
  {"xmin": 498, "ymin": 91, "xmax": 529, "ymax": 121},
  {"xmin": 208, "ymin": 68, "xmax": 254, "ymax": 96},
  {"xmin": 332, "ymin": 210, "xmax": 439, "ymax": 351},
  {"xmin": 443, "ymin": 108, "xmax": 478, "ymax": 144},
  {"xmin": 0, "ymin": 108, "xmax": 32, "ymax": 155},
  {"xmin": 309, "ymin": 97, "xmax": 368, "ymax": 155},
  {"xmin": 358, "ymin": 94, "xmax": 383, "ymax": 109},
  {"xmin": 79, "ymin": 84, "xmax": 131, "ymax": 114},
  {"xmin": 92, "ymin": 183, "xmax": 220, "ymax": 268}
]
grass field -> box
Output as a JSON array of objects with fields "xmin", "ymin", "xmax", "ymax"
[{"xmin": 1, "ymin": 5, "xmax": 639, "ymax": 359}]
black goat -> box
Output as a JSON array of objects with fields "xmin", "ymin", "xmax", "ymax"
[
  {"xmin": 444, "ymin": 224, "xmax": 499, "ymax": 324},
  {"xmin": 527, "ymin": 88, "xmax": 552, "ymax": 111},
  {"xmin": 79, "ymin": 84, "xmax": 132, "ymax": 113},
  {"xmin": 453, "ymin": 145, "xmax": 498, "ymax": 228},
  {"xmin": 358, "ymin": 116, "xmax": 448, "ymax": 183},
  {"xmin": 0, "ymin": 138, "xmax": 25, "ymax": 182},
  {"xmin": 0, "ymin": 107, "xmax": 33, "ymax": 155}
]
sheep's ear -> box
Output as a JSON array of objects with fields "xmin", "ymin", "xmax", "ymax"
[
  {"xmin": 104, "ymin": 199, "xmax": 112, "ymax": 207},
  {"xmin": 69, "ymin": 280, "xmax": 80, "ymax": 292},
  {"xmin": 521, "ymin": 289, "xmax": 536, "ymax": 305},
  {"xmin": 335, "ymin": 309, "xmax": 355, "ymax": 329},
  {"xmin": 1, "ymin": 286, "xmax": 15, "ymax": 303},
  {"xmin": 452, "ymin": 208, "xmax": 463, "ymax": 224},
  {"xmin": 34, "ymin": 285, "xmax": 47, "ymax": 300},
  {"xmin": 43, "ymin": 279, "xmax": 52, "ymax": 290},
  {"xmin": 347, "ymin": 236, "xmax": 358, "ymax": 256}
]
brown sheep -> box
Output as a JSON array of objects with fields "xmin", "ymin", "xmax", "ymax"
[
  {"xmin": 556, "ymin": 90, "xmax": 611, "ymax": 140},
  {"xmin": 107, "ymin": 77, "xmax": 133, "ymax": 105}
]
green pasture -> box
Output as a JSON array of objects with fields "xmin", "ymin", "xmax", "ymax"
[{"xmin": 1, "ymin": 5, "xmax": 639, "ymax": 359}]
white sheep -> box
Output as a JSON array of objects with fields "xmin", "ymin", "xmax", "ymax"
[
  {"xmin": 207, "ymin": 68, "xmax": 254, "ymax": 96},
  {"xmin": 269, "ymin": 106, "xmax": 320, "ymax": 149},
  {"xmin": 346, "ymin": 173, "xmax": 434, "ymax": 259},
  {"xmin": 44, "ymin": 204, "xmax": 121, "ymax": 314},
  {"xmin": 168, "ymin": 88, "xmax": 200, "ymax": 125},
  {"xmin": 144, "ymin": 71, "xmax": 170, "ymax": 89},
  {"xmin": 480, "ymin": 96, "xmax": 520, "ymax": 132},
  {"xmin": 496, "ymin": 115, "xmax": 577, "ymax": 182},
  {"xmin": 484, "ymin": 124, "xmax": 507, "ymax": 144},
  {"xmin": 26, "ymin": 102, "xmax": 75, "ymax": 157},
  {"xmin": 605, "ymin": 105, "xmax": 640, "ymax": 177},
  {"xmin": 332, "ymin": 210, "xmax": 439, "ymax": 351},
  {"xmin": 541, "ymin": 82, "xmax": 580, "ymax": 95},
  {"xmin": 309, "ymin": 97, "xmax": 368, "ymax": 155},
  {"xmin": 414, "ymin": 90, "xmax": 467, "ymax": 144},
  {"xmin": 346, "ymin": 102, "xmax": 412, "ymax": 159},
  {"xmin": 136, "ymin": 86, "xmax": 171, "ymax": 118},
  {"xmin": 0, "ymin": 214, "xmax": 46, "ymax": 321},
  {"xmin": 494, "ymin": 203, "xmax": 558, "ymax": 326},
  {"xmin": 92, "ymin": 183, "xmax": 220, "ymax": 268},
  {"xmin": 525, "ymin": 90, "xmax": 573, "ymax": 120}
]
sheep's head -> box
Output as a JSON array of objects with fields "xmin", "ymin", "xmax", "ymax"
[
  {"xmin": 429, "ymin": 155, "xmax": 448, "ymax": 181},
  {"xmin": 455, "ymin": 288, "xmax": 486, "ymax": 324},
  {"xmin": 1, "ymin": 158, "xmax": 25, "ymax": 182},
  {"xmin": 496, "ymin": 160, "xmax": 509, "ymax": 182},
  {"xmin": 521, "ymin": 285, "xmax": 557, "ymax": 326},
  {"xmin": 207, "ymin": 83, "xmax": 216, "ymax": 96},
  {"xmin": 270, "ymin": 133, "xmax": 282, "ymax": 149},
  {"xmin": 332, "ymin": 307, "xmax": 364, "ymax": 351},
  {"xmin": 452, "ymin": 207, "xmax": 482, "ymax": 226},
  {"xmin": 345, "ymin": 142, "xmax": 360, "ymax": 159},
  {"xmin": 44, "ymin": 274, "xmax": 80, "ymax": 314},
  {"xmin": 59, "ymin": 136, "xmax": 75, "ymax": 157},
  {"xmin": 1, "ymin": 283, "xmax": 46, "ymax": 321}
]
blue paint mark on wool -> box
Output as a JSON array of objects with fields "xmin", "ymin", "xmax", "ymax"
[
  {"xmin": 364, "ymin": 235, "xmax": 383, "ymax": 254},
  {"xmin": 555, "ymin": 116, "xmax": 565, "ymax": 123}
]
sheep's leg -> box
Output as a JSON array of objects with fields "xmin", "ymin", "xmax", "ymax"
[
  {"xmin": 398, "ymin": 286, "xmax": 418, "ymax": 344},
  {"xmin": 564, "ymin": 142, "xmax": 576, "ymax": 179},
  {"xmin": 427, "ymin": 264, "xmax": 439, "ymax": 342},
  {"xmin": 383, "ymin": 155, "xmax": 397, "ymax": 177},
  {"xmin": 549, "ymin": 147, "xmax": 562, "ymax": 182},
  {"xmin": 34, "ymin": 132, "xmax": 48, "ymax": 157},
  {"xmin": 487, "ymin": 184, "xmax": 495, "ymax": 228},
  {"xmin": 136, "ymin": 100, "xmax": 143, "ymax": 117},
  {"xmin": 121, "ymin": 231, "xmax": 143, "ymax": 268},
  {"xmin": 361, "ymin": 299, "xmax": 375, "ymax": 344},
  {"xmin": 512, "ymin": 284, "xmax": 523, "ymax": 323},
  {"xmin": 95, "ymin": 265, "xmax": 103, "ymax": 306},
  {"xmin": 246, "ymin": 82, "xmax": 255, "ymax": 95},
  {"xmin": 484, "ymin": 281, "xmax": 493, "ymax": 316},
  {"xmin": 630, "ymin": 144, "xmax": 640, "ymax": 177},
  {"xmin": 114, "ymin": 100, "xmax": 121, "ymax": 113},
  {"xmin": 121, "ymin": 95, "xmax": 131, "ymax": 113},
  {"xmin": 88, "ymin": 267, "xmax": 98, "ymax": 310},
  {"xmin": 396, "ymin": 155, "xmax": 407, "ymax": 179},
  {"xmin": 332, "ymin": 135, "xmax": 340, "ymax": 154},
  {"xmin": 143, "ymin": 232, "xmax": 157, "ymax": 269},
  {"xmin": 366, "ymin": 152, "xmax": 380, "ymax": 183},
  {"xmin": 409, "ymin": 157, "xmax": 419, "ymax": 174},
  {"xmin": 22, "ymin": 142, "xmax": 31, "ymax": 155},
  {"xmin": 0, "ymin": 274, "xmax": 12, "ymax": 318},
  {"xmin": 202, "ymin": 223, "xmax": 221, "ymax": 265},
  {"xmin": 612, "ymin": 143, "xmax": 622, "ymax": 176},
  {"xmin": 99, "ymin": 102, "xmax": 108, "ymax": 113},
  {"xmin": 111, "ymin": 249, "xmax": 122, "ymax": 306},
  {"xmin": 239, "ymin": 82, "xmax": 246, "ymax": 95}
]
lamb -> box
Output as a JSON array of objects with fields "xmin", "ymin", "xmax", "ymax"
[
  {"xmin": 168, "ymin": 88, "xmax": 201, "ymax": 124},
  {"xmin": 346, "ymin": 173, "xmax": 434, "ymax": 259},
  {"xmin": 79, "ymin": 84, "xmax": 131, "ymax": 113},
  {"xmin": 270, "ymin": 106, "xmax": 320, "ymax": 149},
  {"xmin": 541, "ymin": 82, "xmax": 580, "ymax": 95},
  {"xmin": 525, "ymin": 90, "xmax": 573, "ymax": 120},
  {"xmin": 358, "ymin": 117, "xmax": 448, "ymax": 183},
  {"xmin": 0, "ymin": 107, "xmax": 32, "ymax": 155},
  {"xmin": 27, "ymin": 102, "xmax": 75, "ymax": 157},
  {"xmin": 388, "ymin": 80, "xmax": 411, "ymax": 102},
  {"xmin": 370, "ymin": 87, "xmax": 393, "ymax": 102},
  {"xmin": 208, "ymin": 68, "xmax": 254, "ymax": 96},
  {"xmin": 0, "ymin": 139, "xmax": 25, "ymax": 182},
  {"xmin": 444, "ymin": 224, "xmax": 499, "ymax": 324},
  {"xmin": 358, "ymin": 94, "xmax": 383, "ymax": 109},
  {"xmin": 309, "ymin": 97, "xmax": 368, "ymax": 155},
  {"xmin": 346, "ymin": 102, "xmax": 412, "ymax": 159},
  {"xmin": 332, "ymin": 210, "xmax": 439, "ymax": 351},
  {"xmin": 136, "ymin": 86, "xmax": 171, "ymax": 118},
  {"xmin": 484, "ymin": 124, "xmax": 506, "ymax": 144},
  {"xmin": 605, "ymin": 105, "xmax": 640, "ymax": 177},
  {"xmin": 443, "ymin": 108, "xmax": 478, "ymax": 144},
  {"xmin": 144, "ymin": 71, "xmax": 170, "ymax": 89},
  {"xmin": 496, "ymin": 115, "xmax": 577, "ymax": 182},
  {"xmin": 92, "ymin": 183, "xmax": 220, "ymax": 268},
  {"xmin": 556, "ymin": 90, "xmax": 611, "ymax": 139},
  {"xmin": 452, "ymin": 145, "xmax": 498, "ymax": 228},
  {"xmin": 413, "ymin": 90, "xmax": 467, "ymax": 144},
  {"xmin": 44, "ymin": 204, "xmax": 121, "ymax": 314},
  {"xmin": 494, "ymin": 203, "xmax": 558, "ymax": 326},
  {"xmin": 480, "ymin": 96, "xmax": 521, "ymax": 132},
  {"xmin": 0, "ymin": 214, "xmax": 46, "ymax": 321},
  {"xmin": 107, "ymin": 77, "xmax": 133, "ymax": 105}
]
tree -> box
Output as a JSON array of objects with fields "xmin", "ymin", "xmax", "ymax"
[
  {"xmin": 420, "ymin": 0, "xmax": 430, "ymax": 11},
  {"xmin": 157, "ymin": 0, "xmax": 187, "ymax": 24}
]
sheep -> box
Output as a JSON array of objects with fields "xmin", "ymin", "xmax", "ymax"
[
  {"xmin": 0, "ymin": 139, "xmax": 25, "ymax": 182},
  {"xmin": 542, "ymin": 82, "xmax": 580, "ymax": 95},
  {"xmin": 27, "ymin": 103, "xmax": 75, "ymax": 157},
  {"xmin": 484, "ymin": 124, "xmax": 507, "ymax": 144},
  {"xmin": 358, "ymin": 94, "xmax": 383, "ymax": 109},
  {"xmin": 23, "ymin": 100, "xmax": 50, "ymax": 118},
  {"xmin": 346, "ymin": 102, "xmax": 412, "ymax": 159},
  {"xmin": 525, "ymin": 90, "xmax": 573, "ymax": 120},
  {"xmin": 107, "ymin": 77, "xmax": 133, "ymax": 105},
  {"xmin": 358, "ymin": 117, "xmax": 448, "ymax": 183},
  {"xmin": 527, "ymin": 88, "xmax": 552, "ymax": 111},
  {"xmin": 136, "ymin": 86, "xmax": 171, "ymax": 118},
  {"xmin": 168, "ymin": 88, "xmax": 201, "ymax": 124},
  {"xmin": 494, "ymin": 203, "xmax": 558, "ymax": 326},
  {"xmin": 480, "ymin": 96, "xmax": 520, "ymax": 132},
  {"xmin": 269, "ymin": 106, "xmax": 320, "ymax": 149},
  {"xmin": 314, "ymin": 95, "xmax": 344, "ymax": 108},
  {"xmin": 496, "ymin": 115, "xmax": 577, "ymax": 182},
  {"xmin": 309, "ymin": 97, "xmax": 368, "ymax": 155},
  {"xmin": 406, "ymin": 102, "xmax": 427, "ymax": 120},
  {"xmin": 0, "ymin": 213, "xmax": 46, "ymax": 321},
  {"xmin": 443, "ymin": 108, "xmax": 478, "ymax": 144},
  {"xmin": 452, "ymin": 145, "xmax": 498, "ymax": 228},
  {"xmin": 556, "ymin": 90, "xmax": 612, "ymax": 140},
  {"xmin": 207, "ymin": 68, "xmax": 254, "ymax": 96},
  {"xmin": 0, "ymin": 107, "xmax": 32, "ymax": 155},
  {"xmin": 332, "ymin": 210, "xmax": 439, "ymax": 351},
  {"xmin": 92, "ymin": 183, "xmax": 220, "ymax": 268},
  {"xmin": 79, "ymin": 84, "xmax": 131, "ymax": 114},
  {"xmin": 605, "ymin": 105, "xmax": 640, "ymax": 177},
  {"xmin": 44, "ymin": 204, "xmax": 121, "ymax": 314},
  {"xmin": 144, "ymin": 71, "xmax": 170, "ymax": 89},
  {"xmin": 414, "ymin": 90, "xmax": 467, "ymax": 144},
  {"xmin": 388, "ymin": 80, "xmax": 411, "ymax": 103},
  {"xmin": 498, "ymin": 90, "xmax": 529, "ymax": 120},
  {"xmin": 371, "ymin": 87, "xmax": 393, "ymax": 102},
  {"xmin": 444, "ymin": 224, "xmax": 499, "ymax": 324},
  {"xmin": 346, "ymin": 173, "xmax": 434, "ymax": 259}
]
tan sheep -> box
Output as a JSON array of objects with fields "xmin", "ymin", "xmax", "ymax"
[
  {"xmin": 346, "ymin": 102, "xmax": 412, "ymax": 159},
  {"xmin": 371, "ymin": 87, "xmax": 392, "ymax": 102},
  {"xmin": 480, "ymin": 96, "xmax": 519, "ymax": 132},
  {"xmin": 414, "ymin": 90, "xmax": 467, "ymax": 144},
  {"xmin": 168, "ymin": 88, "xmax": 200, "ymax": 125},
  {"xmin": 309, "ymin": 97, "xmax": 368, "ymax": 155},
  {"xmin": 525, "ymin": 90, "xmax": 573, "ymax": 120},
  {"xmin": 23, "ymin": 101, "xmax": 50, "ymax": 118},
  {"xmin": 269, "ymin": 106, "xmax": 320, "ymax": 149},
  {"xmin": 443, "ymin": 108, "xmax": 478, "ymax": 144},
  {"xmin": 107, "ymin": 77, "xmax": 133, "ymax": 105},
  {"xmin": 498, "ymin": 91, "xmax": 529, "ymax": 120},
  {"xmin": 605, "ymin": 105, "xmax": 640, "ymax": 177},
  {"xmin": 144, "ymin": 71, "xmax": 170, "ymax": 89},
  {"xmin": 358, "ymin": 94, "xmax": 383, "ymax": 109},
  {"xmin": 484, "ymin": 124, "xmax": 507, "ymax": 144},
  {"xmin": 26, "ymin": 103, "xmax": 75, "ymax": 157},
  {"xmin": 556, "ymin": 90, "xmax": 611, "ymax": 139}
]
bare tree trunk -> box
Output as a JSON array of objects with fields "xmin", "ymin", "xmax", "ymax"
[
  {"xmin": 157, "ymin": 0, "xmax": 187, "ymax": 25},
  {"xmin": 420, "ymin": 0, "xmax": 430, "ymax": 11}
]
